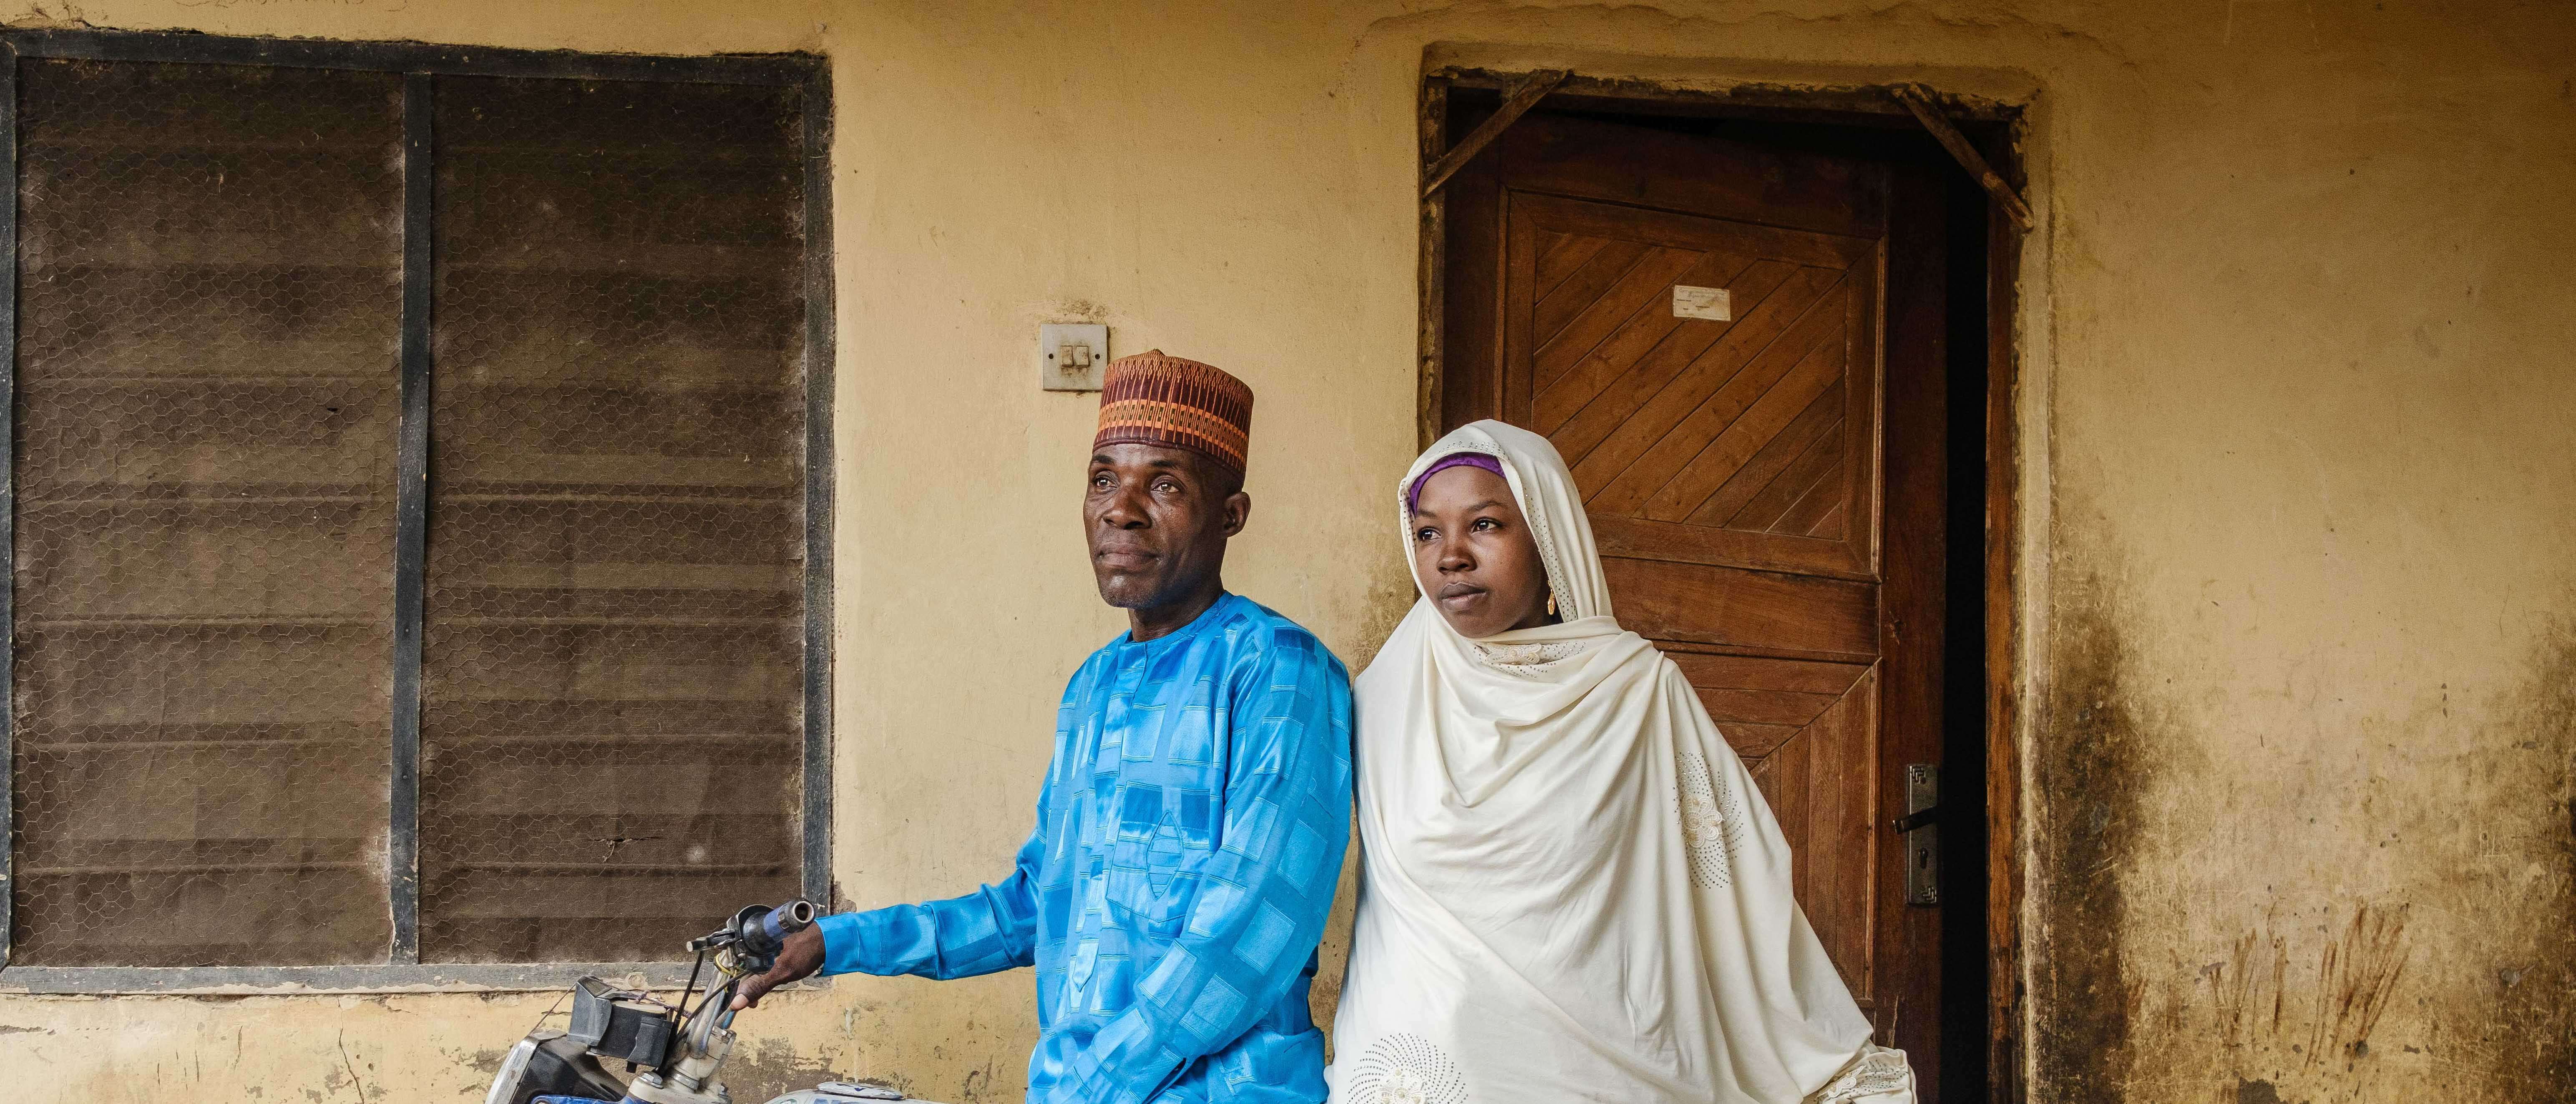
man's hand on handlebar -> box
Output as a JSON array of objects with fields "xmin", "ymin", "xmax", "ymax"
[{"xmin": 732, "ymin": 923, "xmax": 825, "ymax": 1010}]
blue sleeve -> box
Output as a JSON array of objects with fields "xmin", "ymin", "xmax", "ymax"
[
  {"xmin": 1035, "ymin": 631, "xmax": 1354, "ymax": 1104},
  {"xmin": 814, "ymin": 822, "xmax": 1044, "ymax": 980}
]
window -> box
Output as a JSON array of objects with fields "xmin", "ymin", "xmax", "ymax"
[{"xmin": 0, "ymin": 32, "xmax": 832, "ymax": 981}]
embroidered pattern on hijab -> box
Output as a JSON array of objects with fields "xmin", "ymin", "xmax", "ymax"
[
  {"xmin": 1677, "ymin": 750, "xmax": 1746, "ymax": 890},
  {"xmin": 1343, "ymin": 1033, "xmax": 1469, "ymax": 1104},
  {"xmin": 1469, "ymin": 638, "xmax": 1588, "ymax": 672},
  {"xmin": 1808, "ymin": 1047, "xmax": 1919, "ymax": 1104}
]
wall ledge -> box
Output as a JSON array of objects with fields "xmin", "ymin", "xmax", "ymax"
[{"xmin": 0, "ymin": 962, "xmax": 707, "ymax": 995}]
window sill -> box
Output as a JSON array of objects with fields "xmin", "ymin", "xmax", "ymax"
[{"xmin": 0, "ymin": 961, "xmax": 738, "ymax": 995}]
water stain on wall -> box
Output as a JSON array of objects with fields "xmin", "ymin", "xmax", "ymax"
[
  {"xmin": 2480, "ymin": 609, "xmax": 2576, "ymax": 1097},
  {"xmin": 724, "ymin": 1036, "xmax": 851, "ymax": 1100},
  {"xmin": 2046, "ymin": 594, "xmax": 2576, "ymax": 1104},
  {"xmin": 2032, "ymin": 565, "xmax": 2154, "ymax": 1099}
]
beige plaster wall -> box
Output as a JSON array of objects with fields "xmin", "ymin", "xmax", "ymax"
[{"xmin": 0, "ymin": 2, "xmax": 2569, "ymax": 1102}]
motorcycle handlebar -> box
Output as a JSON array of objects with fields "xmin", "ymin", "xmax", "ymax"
[
  {"xmin": 721, "ymin": 897, "xmax": 817, "ymax": 963},
  {"xmin": 757, "ymin": 898, "xmax": 818, "ymax": 946}
]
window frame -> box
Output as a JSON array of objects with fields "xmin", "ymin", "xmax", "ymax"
[{"xmin": 0, "ymin": 28, "xmax": 835, "ymax": 993}]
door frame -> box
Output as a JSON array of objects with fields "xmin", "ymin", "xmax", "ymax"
[{"xmin": 1415, "ymin": 67, "xmax": 2032, "ymax": 1104}]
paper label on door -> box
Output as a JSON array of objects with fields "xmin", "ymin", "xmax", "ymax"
[{"xmin": 1672, "ymin": 285, "xmax": 1731, "ymax": 321}]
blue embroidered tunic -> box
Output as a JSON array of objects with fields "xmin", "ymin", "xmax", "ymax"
[{"xmin": 815, "ymin": 593, "xmax": 1354, "ymax": 1104}]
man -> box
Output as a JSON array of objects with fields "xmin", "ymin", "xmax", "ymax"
[{"xmin": 736, "ymin": 350, "xmax": 1354, "ymax": 1104}]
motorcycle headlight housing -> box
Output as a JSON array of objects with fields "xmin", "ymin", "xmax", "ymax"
[
  {"xmin": 479, "ymin": 1029, "xmax": 632, "ymax": 1104},
  {"xmin": 483, "ymin": 1037, "xmax": 539, "ymax": 1104}
]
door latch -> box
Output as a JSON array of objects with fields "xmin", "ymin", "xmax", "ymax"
[{"xmin": 1896, "ymin": 764, "xmax": 1938, "ymax": 906}]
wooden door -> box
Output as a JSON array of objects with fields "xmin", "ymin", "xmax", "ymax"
[{"xmin": 1441, "ymin": 110, "xmax": 1952, "ymax": 1090}]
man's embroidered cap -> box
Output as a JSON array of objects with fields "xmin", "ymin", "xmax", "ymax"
[{"xmin": 1094, "ymin": 350, "xmax": 1255, "ymax": 475}]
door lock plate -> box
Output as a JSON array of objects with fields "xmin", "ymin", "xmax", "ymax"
[{"xmin": 1903, "ymin": 764, "xmax": 1938, "ymax": 906}]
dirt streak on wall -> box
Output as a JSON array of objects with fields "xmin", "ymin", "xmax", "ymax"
[
  {"xmin": 2509, "ymin": 617, "xmax": 2576, "ymax": 1089},
  {"xmin": 2032, "ymin": 470, "xmax": 2576, "ymax": 1104},
  {"xmin": 2031, "ymin": 556, "xmax": 2153, "ymax": 1099},
  {"xmin": 2038, "ymin": 547, "xmax": 2576, "ymax": 1104},
  {"xmin": 2140, "ymin": 610, "xmax": 2573, "ymax": 1104}
]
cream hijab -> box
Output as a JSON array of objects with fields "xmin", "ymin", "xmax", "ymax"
[{"xmin": 1328, "ymin": 421, "xmax": 1912, "ymax": 1104}]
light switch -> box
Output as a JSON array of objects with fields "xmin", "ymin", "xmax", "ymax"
[{"xmin": 1040, "ymin": 323, "xmax": 1109, "ymax": 391}]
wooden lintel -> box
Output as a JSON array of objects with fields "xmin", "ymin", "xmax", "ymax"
[
  {"xmin": 1421, "ymin": 68, "xmax": 1568, "ymax": 199},
  {"xmin": 1892, "ymin": 84, "xmax": 2033, "ymax": 232}
]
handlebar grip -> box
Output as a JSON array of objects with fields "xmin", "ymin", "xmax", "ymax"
[{"xmin": 755, "ymin": 898, "xmax": 818, "ymax": 946}]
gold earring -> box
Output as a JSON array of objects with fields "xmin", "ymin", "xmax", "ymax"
[{"xmin": 1547, "ymin": 592, "xmax": 1558, "ymax": 617}]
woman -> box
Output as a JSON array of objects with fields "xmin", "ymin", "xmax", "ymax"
[{"xmin": 1329, "ymin": 421, "xmax": 1913, "ymax": 1104}]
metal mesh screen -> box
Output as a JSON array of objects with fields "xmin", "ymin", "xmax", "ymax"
[
  {"xmin": 10, "ymin": 60, "xmax": 403, "ymax": 966},
  {"xmin": 418, "ymin": 77, "xmax": 808, "ymax": 963}
]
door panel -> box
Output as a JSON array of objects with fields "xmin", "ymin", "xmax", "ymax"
[
  {"xmin": 1605, "ymin": 558, "xmax": 1878, "ymax": 657},
  {"xmin": 1791, "ymin": 666, "xmax": 1879, "ymax": 998},
  {"xmin": 1443, "ymin": 109, "xmax": 1950, "ymax": 1091},
  {"xmin": 1506, "ymin": 191, "xmax": 1882, "ymax": 582}
]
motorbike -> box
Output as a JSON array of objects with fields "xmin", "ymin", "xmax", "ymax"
[{"xmin": 482, "ymin": 898, "xmax": 940, "ymax": 1104}]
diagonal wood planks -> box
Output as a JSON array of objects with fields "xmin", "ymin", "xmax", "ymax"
[
  {"xmin": 1537, "ymin": 257, "xmax": 1798, "ymax": 443},
  {"xmin": 1523, "ymin": 219, "xmax": 1864, "ymax": 552},
  {"xmin": 1587, "ymin": 275, "xmax": 1849, "ymax": 516},
  {"xmin": 1559, "ymin": 261, "xmax": 1835, "ymax": 474}
]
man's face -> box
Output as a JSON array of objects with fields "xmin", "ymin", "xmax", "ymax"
[{"xmin": 1084, "ymin": 443, "xmax": 1249, "ymax": 610}]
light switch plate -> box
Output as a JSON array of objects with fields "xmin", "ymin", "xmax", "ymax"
[{"xmin": 1039, "ymin": 323, "xmax": 1109, "ymax": 391}]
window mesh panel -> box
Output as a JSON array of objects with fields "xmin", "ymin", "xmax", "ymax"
[
  {"xmin": 10, "ymin": 60, "xmax": 402, "ymax": 965},
  {"xmin": 420, "ymin": 77, "xmax": 807, "ymax": 962}
]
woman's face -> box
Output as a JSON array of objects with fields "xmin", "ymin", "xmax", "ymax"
[{"xmin": 1409, "ymin": 464, "xmax": 1556, "ymax": 639}]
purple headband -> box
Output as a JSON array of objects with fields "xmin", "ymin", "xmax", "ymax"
[{"xmin": 1408, "ymin": 452, "xmax": 1505, "ymax": 513}]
